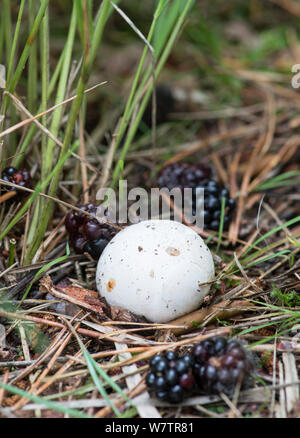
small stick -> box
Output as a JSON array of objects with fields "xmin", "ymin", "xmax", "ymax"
[
  {"xmin": 1, "ymin": 84, "xmax": 107, "ymax": 139},
  {"xmin": 0, "ymin": 190, "xmax": 17, "ymax": 203},
  {"xmin": 167, "ymin": 300, "xmax": 254, "ymax": 336},
  {"xmin": 163, "ymin": 121, "xmax": 264, "ymax": 166},
  {"xmin": 230, "ymin": 132, "xmax": 265, "ymax": 245},
  {"xmin": 79, "ymin": 111, "xmax": 89, "ymax": 204},
  {"xmin": 94, "ymin": 375, "xmax": 147, "ymax": 418},
  {"xmin": 99, "ymin": 118, "xmax": 121, "ymax": 190},
  {"xmin": 13, "ymin": 320, "xmax": 81, "ymax": 411},
  {"xmin": 211, "ymin": 152, "xmax": 228, "ymax": 186}
]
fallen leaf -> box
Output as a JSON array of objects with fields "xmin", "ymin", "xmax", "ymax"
[{"xmin": 40, "ymin": 276, "xmax": 107, "ymax": 317}]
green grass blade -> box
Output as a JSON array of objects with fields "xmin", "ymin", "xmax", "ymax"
[
  {"xmin": 41, "ymin": 2, "xmax": 77, "ymax": 180},
  {"xmin": 81, "ymin": 348, "xmax": 122, "ymax": 417},
  {"xmin": 12, "ymin": 42, "xmax": 68, "ymax": 168},
  {"xmin": 6, "ymin": 0, "xmax": 26, "ymax": 85},
  {"xmin": 0, "ymin": 381, "xmax": 92, "ymax": 418},
  {"xmin": 28, "ymin": 0, "xmax": 39, "ymax": 113},
  {"xmin": 18, "ymin": 243, "xmax": 70, "ymax": 307},
  {"xmin": 90, "ymin": 356, "xmax": 135, "ymax": 408},
  {"xmin": 110, "ymin": 0, "xmax": 194, "ymax": 189},
  {"xmin": 6, "ymin": 0, "xmax": 49, "ymax": 97},
  {"xmin": 242, "ymin": 216, "xmax": 300, "ymax": 258},
  {"xmin": 63, "ymin": 319, "xmax": 123, "ymax": 417},
  {"xmin": 254, "ymin": 170, "xmax": 300, "ymax": 191}
]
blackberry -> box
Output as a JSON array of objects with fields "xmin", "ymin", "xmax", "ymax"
[
  {"xmin": 1, "ymin": 167, "xmax": 31, "ymax": 199},
  {"xmin": 191, "ymin": 337, "xmax": 254, "ymax": 395},
  {"xmin": 146, "ymin": 351, "xmax": 195, "ymax": 404},
  {"xmin": 195, "ymin": 179, "xmax": 236, "ymax": 231},
  {"xmin": 157, "ymin": 162, "xmax": 211, "ymax": 191},
  {"xmin": 157, "ymin": 162, "xmax": 235, "ymax": 230},
  {"xmin": 65, "ymin": 203, "xmax": 120, "ymax": 259}
]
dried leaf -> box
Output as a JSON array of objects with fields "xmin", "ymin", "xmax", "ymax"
[{"xmin": 40, "ymin": 276, "xmax": 107, "ymax": 317}]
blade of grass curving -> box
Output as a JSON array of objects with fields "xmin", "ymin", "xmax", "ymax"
[
  {"xmin": 256, "ymin": 179, "xmax": 300, "ymax": 190},
  {"xmin": 102, "ymin": 0, "xmax": 178, "ymax": 190},
  {"xmin": 87, "ymin": 0, "xmax": 94, "ymax": 38},
  {"xmin": 44, "ymin": 383, "xmax": 96, "ymax": 400},
  {"xmin": 107, "ymin": 0, "xmax": 167, "ymax": 171},
  {"xmin": 2, "ymin": 0, "xmax": 12, "ymax": 65},
  {"xmin": 254, "ymin": 171, "xmax": 300, "ymax": 191},
  {"xmin": 238, "ymin": 316, "xmax": 297, "ymax": 338},
  {"xmin": 250, "ymin": 299, "xmax": 300, "ymax": 315},
  {"xmin": 82, "ymin": 348, "xmax": 122, "ymax": 417},
  {"xmin": 6, "ymin": 0, "xmax": 26, "ymax": 86},
  {"xmin": 247, "ymin": 321, "xmax": 298, "ymax": 349},
  {"xmin": 28, "ymin": 0, "xmax": 38, "ymax": 113},
  {"xmin": 243, "ymin": 235, "xmax": 299, "ymax": 267},
  {"xmin": 227, "ymin": 249, "xmax": 291, "ymax": 276},
  {"xmin": 41, "ymin": 2, "xmax": 77, "ymax": 181},
  {"xmin": 6, "ymin": 0, "xmax": 49, "ymax": 95},
  {"xmin": 90, "ymin": 356, "xmax": 135, "ymax": 408},
  {"xmin": 0, "ymin": 6, "xmax": 5, "ymax": 62},
  {"xmin": 0, "ymin": 381, "xmax": 92, "ymax": 418},
  {"xmin": 24, "ymin": 0, "xmax": 119, "ymax": 265},
  {"xmin": 65, "ymin": 317, "xmax": 136, "ymax": 409},
  {"xmin": 119, "ymin": 407, "xmax": 139, "ymax": 418},
  {"xmin": 288, "ymin": 237, "xmax": 300, "ymax": 249},
  {"xmin": 243, "ymin": 250, "xmax": 291, "ymax": 269},
  {"xmin": 12, "ymin": 43, "xmax": 68, "ymax": 168},
  {"xmin": 153, "ymin": 0, "xmax": 184, "ymax": 56},
  {"xmin": 26, "ymin": 3, "xmax": 50, "ymax": 250},
  {"xmin": 0, "ymin": 1, "xmax": 48, "ymax": 162},
  {"xmin": 63, "ymin": 319, "xmax": 122, "ymax": 417},
  {"xmin": 1, "ymin": 0, "xmax": 49, "ymax": 120},
  {"xmin": 75, "ymin": 1, "xmax": 85, "ymax": 49},
  {"xmin": 241, "ymin": 216, "xmax": 300, "ymax": 259},
  {"xmin": 40, "ymin": 3, "xmax": 50, "ymax": 174},
  {"xmin": 110, "ymin": 0, "xmax": 195, "ymax": 189},
  {"xmin": 18, "ymin": 243, "xmax": 70, "ymax": 307},
  {"xmin": 205, "ymin": 232, "xmax": 217, "ymax": 245}
]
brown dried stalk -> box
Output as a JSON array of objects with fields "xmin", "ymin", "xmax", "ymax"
[{"xmin": 168, "ymin": 299, "xmax": 254, "ymax": 336}]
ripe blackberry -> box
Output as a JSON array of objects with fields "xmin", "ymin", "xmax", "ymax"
[
  {"xmin": 192, "ymin": 337, "xmax": 254, "ymax": 395},
  {"xmin": 157, "ymin": 162, "xmax": 212, "ymax": 191},
  {"xmin": 146, "ymin": 351, "xmax": 195, "ymax": 404},
  {"xmin": 194, "ymin": 179, "xmax": 236, "ymax": 231},
  {"xmin": 157, "ymin": 162, "xmax": 235, "ymax": 230},
  {"xmin": 65, "ymin": 203, "xmax": 120, "ymax": 259},
  {"xmin": 1, "ymin": 167, "xmax": 30, "ymax": 198}
]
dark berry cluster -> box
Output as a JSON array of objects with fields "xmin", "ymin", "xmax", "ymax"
[
  {"xmin": 146, "ymin": 351, "xmax": 195, "ymax": 404},
  {"xmin": 157, "ymin": 162, "xmax": 235, "ymax": 231},
  {"xmin": 65, "ymin": 203, "xmax": 120, "ymax": 259},
  {"xmin": 192, "ymin": 337, "xmax": 253, "ymax": 395},
  {"xmin": 1, "ymin": 167, "xmax": 30, "ymax": 198},
  {"xmin": 146, "ymin": 338, "xmax": 254, "ymax": 403},
  {"xmin": 157, "ymin": 162, "xmax": 212, "ymax": 191},
  {"xmin": 194, "ymin": 180, "xmax": 235, "ymax": 231}
]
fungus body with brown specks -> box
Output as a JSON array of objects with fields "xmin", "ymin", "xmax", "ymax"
[{"xmin": 96, "ymin": 220, "xmax": 215, "ymax": 323}]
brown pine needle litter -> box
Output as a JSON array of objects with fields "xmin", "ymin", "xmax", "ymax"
[{"xmin": 1, "ymin": 0, "xmax": 300, "ymax": 419}]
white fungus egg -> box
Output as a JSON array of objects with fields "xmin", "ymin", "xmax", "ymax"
[{"xmin": 96, "ymin": 219, "xmax": 215, "ymax": 323}]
